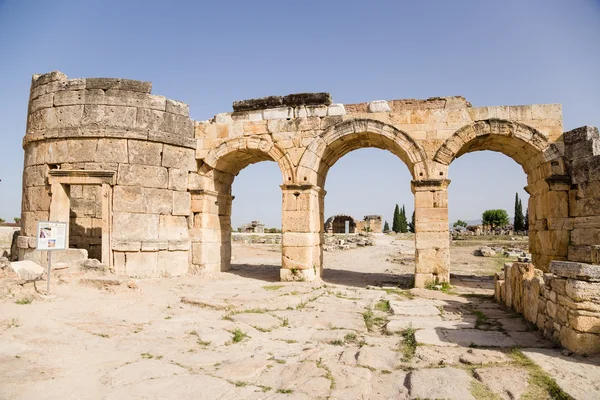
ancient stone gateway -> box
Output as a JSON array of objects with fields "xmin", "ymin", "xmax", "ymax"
[{"xmin": 18, "ymin": 71, "xmax": 599, "ymax": 288}]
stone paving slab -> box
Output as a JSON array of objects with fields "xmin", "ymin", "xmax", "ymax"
[
  {"xmin": 387, "ymin": 316, "xmax": 475, "ymax": 331},
  {"xmin": 415, "ymin": 328, "xmax": 517, "ymax": 347},
  {"xmin": 474, "ymin": 366, "xmax": 530, "ymax": 400},
  {"xmin": 522, "ymin": 348, "xmax": 600, "ymax": 400},
  {"xmin": 390, "ymin": 300, "xmax": 442, "ymax": 316},
  {"xmin": 408, "ymin": 367, "xmax": 476, "ymax": 400}
]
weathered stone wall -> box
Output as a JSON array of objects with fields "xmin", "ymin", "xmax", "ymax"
[
  {"xmin": 20, "ymin": 71, "xmax": 598, "ymax": 287},
  {"xmin": 20, "ymin": 71, "xmax": 195, "ymax": 277},
  {"xmin": 496, "ymin": 261, "xmax": 600, "ymax": 354}
]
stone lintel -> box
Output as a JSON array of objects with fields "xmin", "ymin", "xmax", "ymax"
[
  {"xmin": 411, "ymin": 179, "xmax": 451, "ymax": 193},
  {"xmin": 48, "ymin": 169, "xmax": 116, "ymax": 186},
  {"xmin": 549, "ymin": 260, "xmax": 600, "ymax": 281}
]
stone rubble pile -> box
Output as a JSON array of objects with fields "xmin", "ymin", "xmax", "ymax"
[{"xmin": 323, "ymin": 234, "xmax": 374, "ymax": 252}]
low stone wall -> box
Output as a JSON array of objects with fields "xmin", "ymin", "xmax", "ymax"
[
  {"xmin": 495, "ymin": 260, "xmax": 600, "ymax": 354},
  {"xmin": 0, "ymin": 227, "xmax": 19, "ymax": 259}
]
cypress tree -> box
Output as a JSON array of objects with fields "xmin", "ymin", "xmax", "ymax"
[
  {"xmin": 400, "ymin": 205, "xmax": 408, "ymax": 233},
  {"xmin": 408, "ymin": 211, "xmax": 415, "ymax": 233},
  {"xmin": 524, "ymin": 207, "xmax": 529, "ymax": 231},
  {"xmin": 513, "ymin": 193, "xmax": 525, "ymax": 232},
  {"xmin": 383, "ymin": 221, "xmax": 390, "ymax": 232},
  {"xmin": 392, "ymin": 204, "xmax": 401, "ymax": 233}
]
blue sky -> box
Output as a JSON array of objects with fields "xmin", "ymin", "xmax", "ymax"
[{"xmin": 0, "ymin": 0, "xmax": 599, "ymax": 228}]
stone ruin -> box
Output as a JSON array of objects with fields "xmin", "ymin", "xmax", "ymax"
[
  {"xmin": 239, "ymin": 221, "xmax": 265, "ymax": 234},
  {"xmin": 15, "ymin": 71, "xmax": 600, "ymax": 298},
  {"xmin": 324, "ymin": 214, "xmax": 383, "ymax": 234}
]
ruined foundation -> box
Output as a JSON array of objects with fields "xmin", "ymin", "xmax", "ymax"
[{"xmin": 18, "ymin": 71, "xmax": 599, "ymax": 297}]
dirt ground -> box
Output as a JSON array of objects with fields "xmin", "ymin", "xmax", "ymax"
[{"xmin": 1, "ymin": 234, "xmax": 599, "ymax": 399}]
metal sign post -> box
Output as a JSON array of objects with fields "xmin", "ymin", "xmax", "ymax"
[{"xmin": 37, "ymin": 221, "xmax": 67, "ymax": 295}]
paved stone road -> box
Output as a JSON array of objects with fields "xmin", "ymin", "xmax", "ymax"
[{"xmin": 2, "ymin": 269, "xmax": 600, "ymax": 399}]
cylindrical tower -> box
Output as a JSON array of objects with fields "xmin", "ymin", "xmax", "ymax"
[{"xmin": 19, "ymin": 71, "xmax": 196, "ymax": 277}]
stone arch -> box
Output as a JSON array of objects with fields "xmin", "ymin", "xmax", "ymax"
[
  {"xmin": 297, "ymin": 119, "xmax": 429, "ymax": 187},
  {"xmin": 433, "ymin": 119, "xmax": 561, "ymax": 174},
  {"xmin": 432, "ymin": 118, "xmax": 570, "ymax": 274},
  {"xmin": 204, "ymin": 136, "xmax": 296, "ymax": 183}
]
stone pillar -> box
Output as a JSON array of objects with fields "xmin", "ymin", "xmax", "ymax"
[
  {"xmin": 412, "ymin": 179, "xmax": 450, "ymax": 288},
  {"xmin": 189, "ymin": 189, "xmax": 233, "ymax": 273},
  {"xmin": 280, "ymin": 184, "xmax": 325, "ymax": 281}
]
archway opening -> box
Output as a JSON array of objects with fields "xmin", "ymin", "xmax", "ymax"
[
  {"xmin": 321, "ymin": 147, "xmax": 415, "ymax": 287},
  {"xmin": 448, "ymin": 150, "xmax": 530, "ymax": 289},
  {"xmin": 229, "ymin": 161, "xmax": 282, "ymax": 281}
]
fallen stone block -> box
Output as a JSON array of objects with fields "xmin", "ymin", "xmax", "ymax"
[{"xmin": 10, "ymin": 260, "xmax": 44, "ymax": 281}]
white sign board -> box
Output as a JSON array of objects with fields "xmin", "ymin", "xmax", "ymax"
[{"xmin": 37, "ymin": 221, "xmax": 67, "ymax": 251}]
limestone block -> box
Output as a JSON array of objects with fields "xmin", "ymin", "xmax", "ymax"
[
  {"xmin": 43, "ymin": 105, "xmax": 85, "ymax": 130},
  {"xmin": 162, "ymin": 145, "xmax": 196, "ymax": 171},
  {"xmin": 81, "ymin": 105, "xmax": 136, "ymax": 128},
  {"xmin": 282, "ymin": 210, "xmax": 321, "ymax": 233},
  {"xmin": 191, "ymin": 242, "xmax": 225, "ymax": 265},
  {"xmin": 327, "ymin": 103, "xmax": 346, "ymax": 116},
  {"xmin": 282, "ymin": 232, "xmax": 320, "ymax": 247},
  {"xmin": 113, "ymin": 186, "xmax": 144, "ymax": 213},
  {"xmin": 523, "ymin": 275, "xmax": 542, "ymax": 324},
  {"xmin": 243, "ymin": 121, "xmax": 268, "ymax": 135},
  {"xmin": 85, "ymin": 78, "xmax": 152, "ymax": 93},
  {"xmin": 559, "ymin": 326, "xmax": 600, "ymax": 354},
  {"xmin": 140, "ymin": 240, "xmax": 168, "ymax": 251},
  {"xmin": 113, "ymin": 251, "xmax": 126, "ymax": 274},
  {"xmin": 159, "ymin": 215, "xmax": 189, "ymax": 240},
  {"xmin": 111, "ymin": 240, "xmax": 141, "ymax": 251},
  {"xmin": 168, "ymin": 239, "xmax": 190, "ymax": 251},
  {"xmin": 546, "ymin": 300, "xmax": 557, "ymax": 319},
  {"xmin": 550, "ymin": 261, "xmax": 600, "ymax": 281},
  {"xmin": 104, "ymin": 90, "xmax": 166, "ymax": 111},
  {"xmin": 95, "ymin": 138, "xmax": 128, "ymax": 163},
  {"xmin": 568, "ymin": 310, "xmax": 600, "ymax": 334},
  {"xmin": 160, "ymin": 113, "xmax": 193, "ymax": 137},
  {"xmin": 280, "ymin": 267, "xmax": 317, "ymax": 282},
  {"xmin": 112, "ymin": 212, "xmax": 159, "ymax": 241},
  {"xmin": 128, "ymin": 140, "xmax": 162, "ymax": 165},
  {"xmin": 124, "ymin": 251, "xmax": 158, "ymax": 277},
  {"xmin": 367, "ymin": 100, "xmax": 391, "ymax": 113},
  {"xmin": 158, "ymin": 250, "xmax": 189, "ymax": 276},
  {"xmin": 66, "ymin": 139, "xmax": 98, "ymax": 163},
  {"xmin": 53, "ymin": 89, "xmax": 106, "ymax": 106},
  {"xmin": 143, "ymin": 188, "xmax": 172, "ymax": 214},
  {"xmin": 168, "ymin": 169, "xmax": 188, "ymax": 191},
  {"xmin": 415, "ymin": 247, "xmax": 449, "ymax": 275},
  {"xmin": 30, "ymin": 93, "xmax": 54, "ymax": 113},
  {"xmin": 135, "ymin": 108, "xmax": 164, "ymax": 131},
  {"xmin": 571, "ymin": 228, "xmax": 600, "ymax": 247},
  {"xmin": 565, "ymin": 279, "xmax": 600, "ymax": 302},
  {"xmin": 263, "ymin": 107, "xmax": 292, "ymax": 120},
  {"xmin": 282, "ymin": 245, "xmax": 315, "ymax": 270},
  {"xmin": 415, "ymin": 231, "xmax": 449, "ymax": 249},
  {"xmin": 24, "ymin": 186, "xmax": 51, "ymax": 211},
  {"xmin": 117, "ymin": 164, "xmax": 168, "ymax": 188},
  {"xmin": 173, "ymin": 191, "xmax": 191, "ymax": 216}
]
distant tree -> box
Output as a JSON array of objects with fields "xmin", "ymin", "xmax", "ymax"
[
  {"xmin": 383, "ymin": 221, "xmax": 390, "ymax": 232},
  {"xmin": 14, "ymin": 217, "xmax": 20, "ymax": 223},
  {"xmin": 453, "ymin": 220, "xmax": 468, "ymax": 228},
  {"xmin": 392, "ymin": 204, "xmax": 401, "ymax": 233},
  {"xmin": 524, "ymin": 207, "xmax": 529, "ymax": 231},
  {"xmin": 0, "ymin": 218, "xmax": 4, "ymax": 224},
  {"xmin": 400, "ymin": 205, "xmax": 408, "ymax": 233},
  {"xmin": 408, "ymin": 211, "xmax": 415, "ymax": 233},
  {"xmin": 482, "ymin": 209, "xmax": 510, "ymax": 231},
  {"xmin": 513, "ymin": 193, "xmax": 525, "ymax": 231}
]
